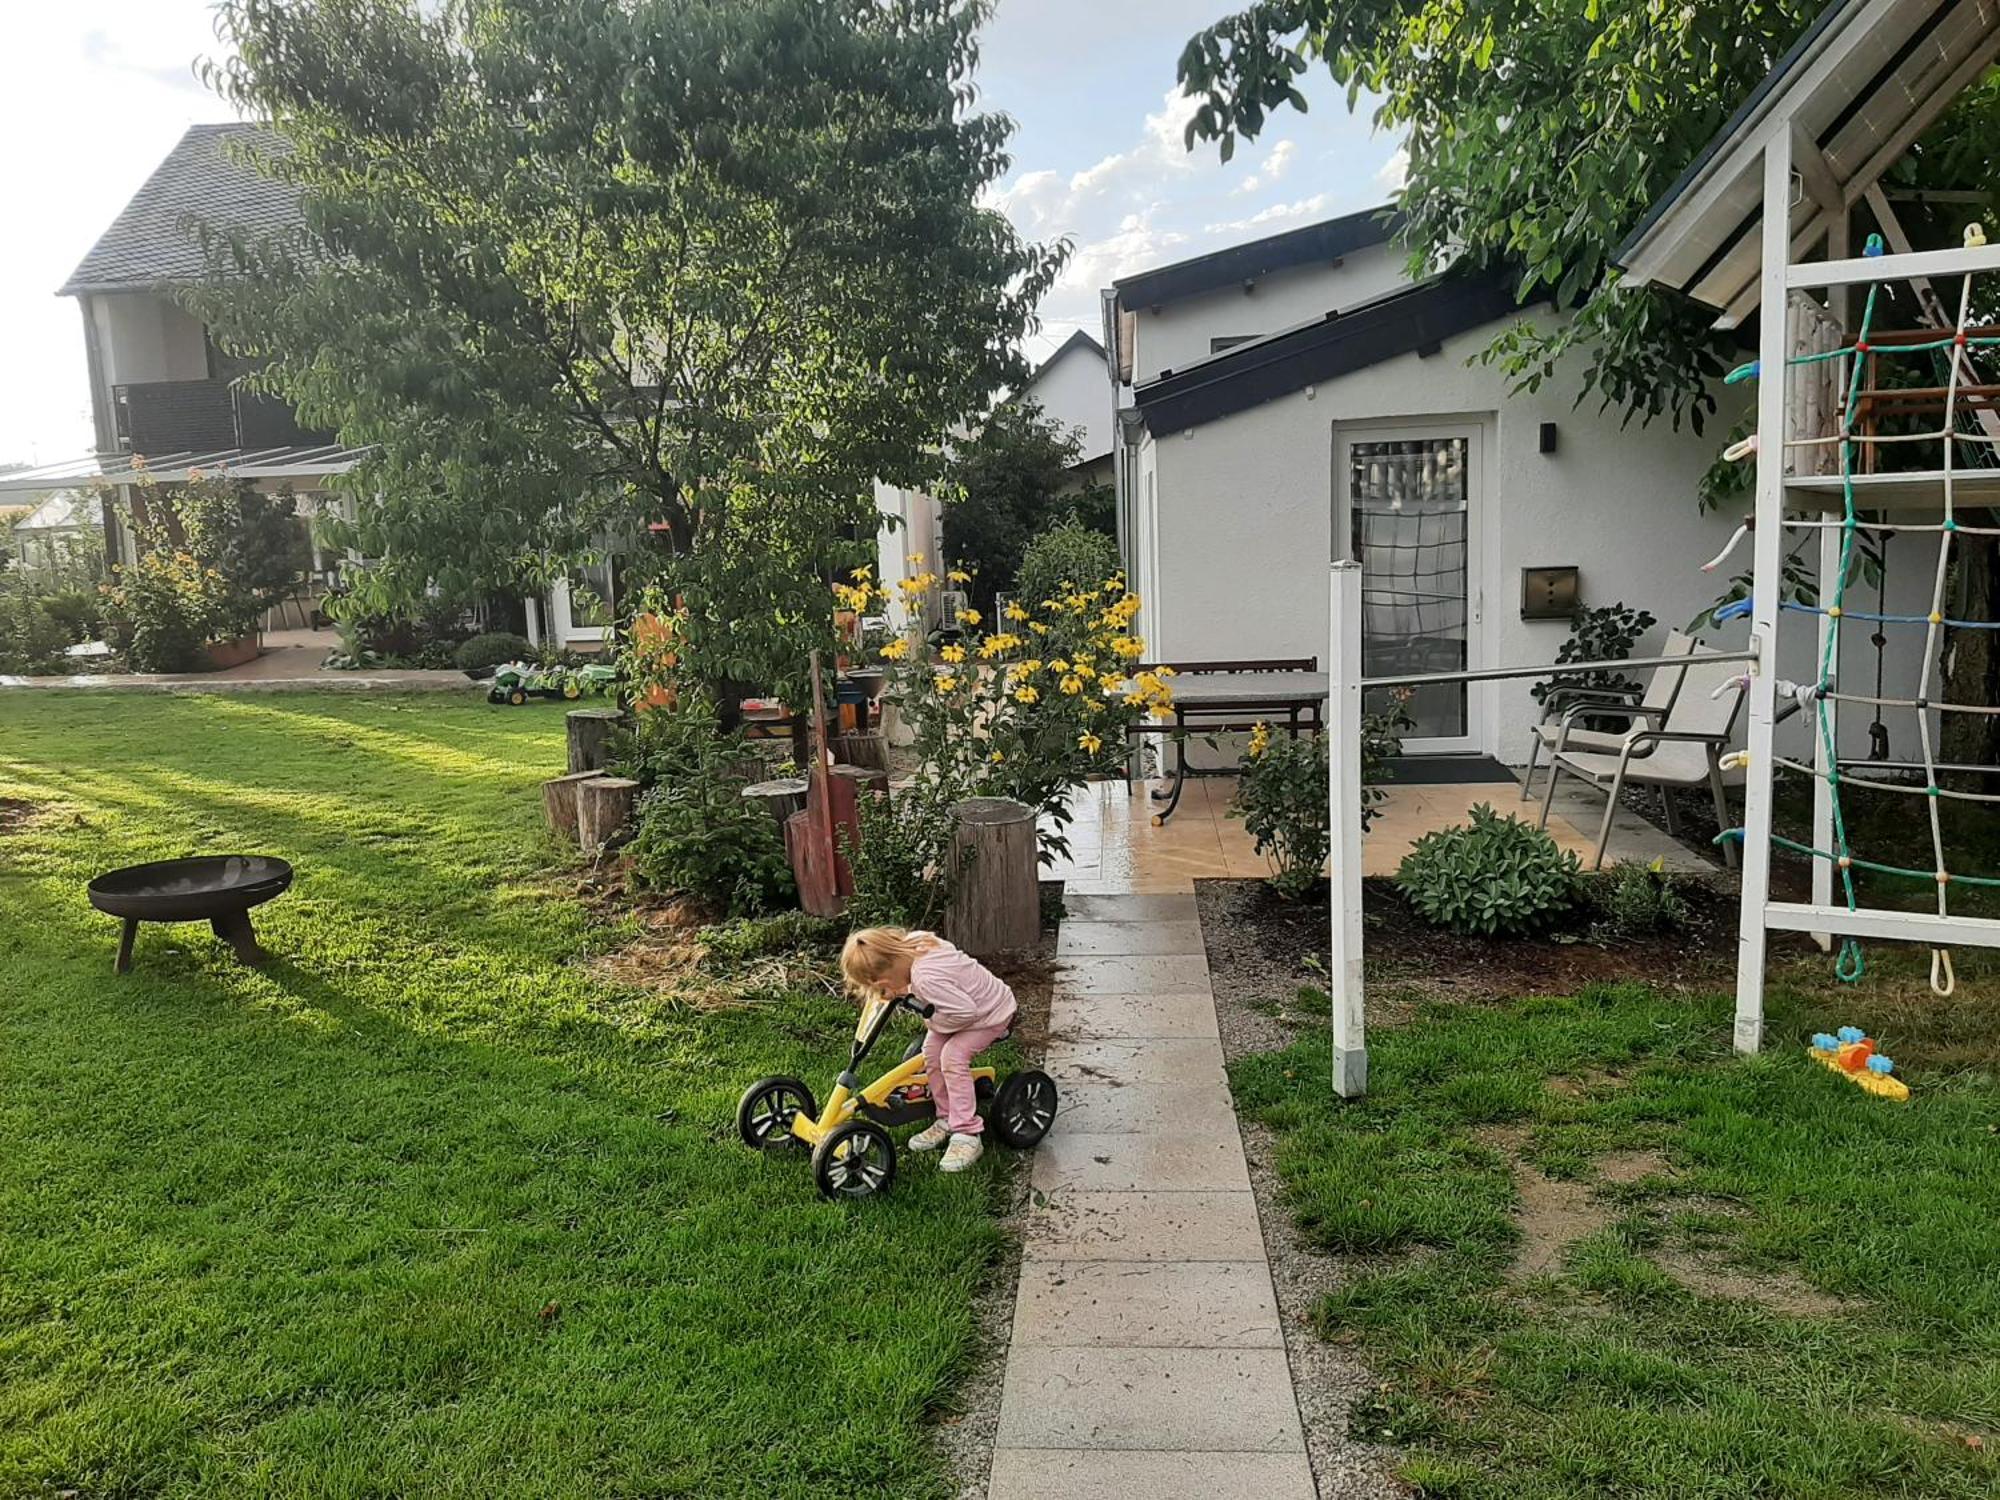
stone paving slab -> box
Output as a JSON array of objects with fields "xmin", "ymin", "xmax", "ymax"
[
  {"xmin": 1055, "ymin": 954, "xmax": 1213, "ymax": 993},
  {"xmin": 1044, "ymin": 1037, "xmax": 1228, "ymax": 1088},
  {"xmin": 1051, "ymin": 1082, "xmax": 1239, "ymax": 1135},
  {"xmin": 1055, "ymin": 920, "xmax": 1206, "ymax": 957},
  {"xmin": 987, "ymin": 1448, "xmax": 1316, "ymax": 1500},
  {"xmin": 1021, "ymin": 1189, "xmax": 1264, "ymax": 1262},
  {"xmin": 1048, "ymin": 991, "xmax": 1219, "ymax": 1040},
  {"xmin": 995, "ymin": 1347, "xmax": 1305, "ymax": 1452},
  {"xmin": 1011, "ymin": 1260, "xmax": 1284, "ymax": 1350},
  {"xmin": 1060, "ymin": 892, "xmax": 1200, "ymax": 922},
  {"xmin": 1031, "ymin": 1131, "xmax": 1252, "ymax": 1194}
]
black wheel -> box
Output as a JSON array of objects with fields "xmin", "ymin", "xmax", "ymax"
[
  {"xmin": 989, "ymin": 1070, "xmax": 1058, "ymax": 1148},
  {"xmin": 736, "ymin": 1076, "xmax": 816, "ymax": 1152},
  {"xmin": 812, "ymin": 1121, "xmax": 897, "ymax": 1200}
]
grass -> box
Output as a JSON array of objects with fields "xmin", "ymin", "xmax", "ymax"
[
  {"xmin": 1231, "ymin": 980, "xmax": 2000, "ymax": 1499},
  {"xmin": 0, "ymin": 692, "xmax": 1003, "ymax": 1499}
]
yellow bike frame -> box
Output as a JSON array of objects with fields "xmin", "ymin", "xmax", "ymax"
[{"xmin": 789, "ymin": 995, "xmax": 995, "ymax": 1147}]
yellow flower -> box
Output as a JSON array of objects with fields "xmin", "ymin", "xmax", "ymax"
[
  {"xmin": 1050, "ymin": 659, "xmax": 1070, "ymax": 673},
  {"xmin": 1029, "ymin": 621, "xmax": 1050, "ymax": 635},
  {"xmin": 959, "ymin": 608, "xmax": 982, "ymax": 626},
  {"xmin": 937, "ymin": 673, "xmax": 959, "ymax": 692},
  {"xmin": 878, "ymin": 637, "xmax": 911, "ymax": 660},
  {"xmin": 1073, "ymin": 661, "xmax": 1096, "ymax": 679},
  {"xmin": 939, "ymin": 644, "xmax": 966, "ymax": 663},
  {"xmin": 1020, "ymin": 658, "xmax": 1043, "ymax": 674},
  {"xmin": 947, "ymin": 567, "xmax": 972, "ymax": 584},
  {"xmin": 1060, "ymin": 675, "xmax": 1083, "ymax": 696},
  {"xmin": 850, "ymin": 565, "xmax": 873, "ymax": 581},
  {"xmin": 1014, "ymin": 685, "xmax": 1040, "ymax": 704},
  {"xmin": 907, "ymin": 552, "xmax": 925, "ymax": 567},
  {"xmin": 1247, "ymin": 721, "xmax": 1272, "ymax": 759},
  {"xmin": 1079, "ymin": 730, "xmax": 1103, "ymax": 755},
  {"xmin": 1004, "ymin": 603, "xmax": 1029, "ymax": 622},
  {"xmin": 989, "ymin": 750, "xmax": 1005, "ymax": 764}
]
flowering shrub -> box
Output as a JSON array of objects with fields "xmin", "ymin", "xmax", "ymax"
[
  {"xmin": 846, "ymin": 556, "xmax": 1171, "ymax": 864},
  {"xmin": 101, "ymin": 550, "xmax": 251, "ymax": 672}
]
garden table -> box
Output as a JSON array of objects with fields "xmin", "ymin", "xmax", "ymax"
[{"xmin": 1121, "ymin": 660, "xmax": 1329, "ymax": 824}]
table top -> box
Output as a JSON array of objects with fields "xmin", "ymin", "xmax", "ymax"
[{"xmin": 1136, "ymin": 670, "xmax": 1330, "ymax": 708}]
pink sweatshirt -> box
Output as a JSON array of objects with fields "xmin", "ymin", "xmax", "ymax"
[{"xmin": 909, "ymin": 932, "xmax": 1018, "ymax": 1033}]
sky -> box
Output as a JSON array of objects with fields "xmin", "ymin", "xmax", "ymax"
[{"xmin": 0, "ymin": 1, "xmax": 1402, "ymax": 465}]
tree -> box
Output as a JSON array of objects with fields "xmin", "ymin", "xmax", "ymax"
[
  {"xmin": 193, "ymin": 0, "xmax": 1061, "ymax": 706},
  {"xmin": 939, "ymin": 400, "xmax": 1114, "ymax": 611}
]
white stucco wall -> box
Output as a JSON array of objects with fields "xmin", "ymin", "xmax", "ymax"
[
  {"xmin": 873, "ymin": 480, "xmax": 941, "ymax": 630},
  {"xmin": 90, "ymin": 293, "xmax": 209, "ymax": 387},
  {"xmin": 1138, "ymin": 317, "xmax": 1933, "ymax": 766},
  {"xmin": 1130, "ymin": 242, "xmax": 1408, "ymax": 386},
  {"xmin": 1019, "ymin": 340, "xmax": 1113, "ymax": 465}
]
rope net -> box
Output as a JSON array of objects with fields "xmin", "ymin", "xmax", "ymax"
[{"xmin": 1720, "ymin": 234, "xmax": 2000, "ymax": 992}]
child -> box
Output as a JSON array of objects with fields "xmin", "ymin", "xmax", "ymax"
[{"xmin": 840, "ymin": 926, "xmax": 1018, "ymax": 1173}]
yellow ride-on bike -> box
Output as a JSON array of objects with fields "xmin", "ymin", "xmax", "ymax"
[{"xmin": 736, "ymin": 992, "xmax": 1058, "ymax": 1199}]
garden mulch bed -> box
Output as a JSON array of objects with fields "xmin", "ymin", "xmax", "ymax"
[{"xmin": 1197, "ymin": 874, "xmax": 1748, "ymax": 1011}]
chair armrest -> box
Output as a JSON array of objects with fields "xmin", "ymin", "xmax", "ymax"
[
  {"xmin": 1625, "ymin": 730, "xmax": 1730, "ymax": 748},
  {"xmin": 1557, "ymin": 701, "xmax": 1666, "ymax": 731}
]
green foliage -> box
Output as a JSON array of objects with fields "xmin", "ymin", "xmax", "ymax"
[
  {"xmin": 37, "ymin": 589, "xmax": 103, "ymax": 644},
  {"xmin": 101, "ymin": 549, "xmax": 247, "ymax": 673},
  {"xmin": 941, "ymin": 402, "xmax": 1116, "ymax": 612},
  {"xmin": 455, "ymin": 632, "xmax": 535, "ymax": 675},
  {"xmin": 0, "ymin": 583, "xmax": 74, "ymax": 674},
  {"xmin": 1173, "ymin": 2, "xmax": 2000, "ymax": 432},
  {"xmin": 700, "ymin": 910, "xmax": 841, "ymax": 964},
  {"xmin": 1531, "ymin": 601, "xmax": 1657, "ymax": 710},
  {"xmin": 175, "ymin": 481, "xmax": 308, "ymax": 615},
  {"xmin": 194, "ymin": 0, "xmax": 1063, "ymax": 709},
  {"xmin": 1014, "ymin": 519, "xmax": 1122, "ymax": 619},
  {"xmin": 622, "ymin": 700, "xmax": 794, "ymax": 917},
  {"xmin": 1596, "ymin": 859, "xmax": 1693, "ymax": 937},
  {"xmin": 841, "ymin": 782, "xmax": 963, "ymax": 930},
  {"xmin": 1396, "ymin": 802, "xmax": 1582, "ymax": 936},
  {"xmin": 1232, "ymin": 698, "xmax": 1408, "ymax": 899}
]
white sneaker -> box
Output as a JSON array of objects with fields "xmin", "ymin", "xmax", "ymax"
[
  {"xmin": 908, "ymin": 1121, "xmax": 951, "ymax": 1151},
  {"xmin": 939, "ymin": 1133, "xmax": 984, "ymax": 1173}
]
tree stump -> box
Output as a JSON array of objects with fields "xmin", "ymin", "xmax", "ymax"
[
  {"xmin": 829, "ymin": 763, "xmax": 891, "ymax": 801},
  {"xmin": 578, "ymin": 776, "xmax": 641, "ymax": 851},
  {"xmin": 541, "ymin": 771, "xmax": 604, "ymax": 842},
  {"xmin": 742, "ymin": 777, "xmax": 810, "ymax": 831},
  {"xmin": 566, "ymin": 708, "xmax": 627, "ymax": 775},
  {"xmin": 943, "ymin": 796, "xmax": 1039, "ymax": 959},
  {"xmin": 786, "ymin": 808, "xmax": 844, "ymax": 917},
  {"xmin": 831, "ymin": 731, "xmax": 891, "ymax": 771}
]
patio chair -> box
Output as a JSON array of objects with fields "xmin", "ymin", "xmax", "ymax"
[
  {"xmin": 1536, "ymin": 652, "xmax": 1746, "ymax": 871},
  {"xmin": 1521, "ymin": 630, "xmax": 1699, "ymax": 801}
]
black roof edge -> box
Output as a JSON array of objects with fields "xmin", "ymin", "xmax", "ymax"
[
  {"xmin": 1021, "ymin": 328, "xmax": 1105, "ymax": 390},
  {"xmin": 1133, "ymin": 267, "xmax": 1538, "ymax": 436},
  {"xmin": 1113, "ymin": 203, "xmax": 1405, "ymax": 310},
  {"xmin": 1614, "ymin": 0, "xmax": 1865, "ymax": 269}
]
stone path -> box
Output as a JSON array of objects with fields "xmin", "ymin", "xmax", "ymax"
[{"xmin": 989, "ymin": 890, "xmax": 1314, "ymax": 1499}]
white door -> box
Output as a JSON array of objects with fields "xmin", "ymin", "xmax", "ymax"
[
  {"xmin": 1336, "ymin": 423, "xmax": 1482, "ymax": 753},
  {"xmin": 550, "ymin": 557, "xmax": 618, "ymax": 646}
]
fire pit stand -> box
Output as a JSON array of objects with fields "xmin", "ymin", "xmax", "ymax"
[{"xmin": 87, "ymin": 855, "xmax": 295, "ymax": 974}]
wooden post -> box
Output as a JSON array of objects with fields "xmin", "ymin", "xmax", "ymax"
[
  {"xmin": 1329, "ymin": 561, "xmax": 1367, "ymax": 1099},
  {"xmin": 578, "ymin": 776, "xmax": 640, "ymax": 851},
  {"xmin": 542, "ymin": 770, "xmax": 603, "ymax": 842},
  {"xmin": 944, "ymin": 796, "xmax": 1038, "ymax": 959},
  {"xmin": 808, "ymin": 651, "xmax": 837, "ymax": 887},
  {"xmin": 742, "ymin": 777, "xmax": 810, "ymax": 830},
  {"xmin": 566, "ymin": 708, "xmax": 626, "ymax": 775}
]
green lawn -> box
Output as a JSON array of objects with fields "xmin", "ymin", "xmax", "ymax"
[
  {"xmin": 1232, "ymin": 980, "xmax": 2000, "ymax": 1499},
  {"xmin": 0, "ymin": 692, "xmax": 1000, "ymax": 1499}
]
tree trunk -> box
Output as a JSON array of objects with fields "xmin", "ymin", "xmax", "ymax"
[
  {"xmin": 541, "ymin": 770, "xmax": 603, "ymax": 842},
  {"xmin": 566, "ymin": 708, "xmax": 627, "ymax": 775},
  {"xmin": 831, "ymin": 731, "xmax": 891, "ymax": 771},
  {"xmin": 578, "ymin": 776, "xmax": 640, "ymax": 851},
  {"xmin": 742, "ymin": 777, "xmax": 810, "ymax": 831},
  {"xmin": 943, "ymin": 796, "xmax": 1039, "ymax": 960},
  {"xmin": 1942, "ymin": 526, "xmax": 2000, "ymax": 793}
]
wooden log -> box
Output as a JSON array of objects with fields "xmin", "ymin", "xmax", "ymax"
[
  {"xmin": 565, "ymin": 708, "xmax": 627, "ymax": 775},
  {"xmin": 943, "ymin": 796, "xmax": 1040, "ymax": 959},
  {"xmin": 578, "ymin": 776, "xmax": 641, "ymax": 851},
  {"xmin": 541, "ymin": 770, "xmax": 604, "ymax": 842},
  {"xmin": 831, "ymin": 731, "xmax": 891, "ymax": 771},
  {"xmin": 742, "ymin": 777, "xmax": 810, "ymax": 830},
  {"xmin": 786, "ymin": 808, "xmax": 843, "ymax": 917},
  {"xmin": 829, "ymin": 762, "xmax": 890, "ymax": 800}
]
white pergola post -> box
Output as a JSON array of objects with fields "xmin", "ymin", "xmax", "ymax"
[
  {"xmin": 1329, "ymin": 560, "xmax": 1367, "ymax": 1097},
  {"xmin": 1733, "ymin": 126, "xmax": 1794, "ymax": 1055}
]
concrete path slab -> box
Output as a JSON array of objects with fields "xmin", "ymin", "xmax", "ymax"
[
  {"xmin": 996, "ymin": 1347, "xmax": 1305, "ymax": 1452},
  {"xmin": 1055, "ymin": 954, "xmax": 1214, "ymax": 993},
  {"xmin": 1061, "ymin": 892, "xmax": 1199, "ymax": 921},
  {"xmin": 1031, "ymin": 1131, "xmax": 1252, "ymax": 1194},
  {"xmin": 1044, "ymin": 1037, "xmax": 1228, "ymax": 1089},
  {"xmin": 1011, "ymin": 1260, "xmax": 1283, "ymax": 1349},
  {"xmin": 1051, "ymin": 1082, "xmax": 1238, "ymax": 1136},
  {"xmin": 1048, "ymin": 991, "xmax": 1219, "ymax": 1040},
  {"xmin": 987, "ymin": 1448, "xmax": 1315, "ymax": 1500},
  {"xmin": 1020, "ymin": 1189, "xmax": 1266, "ymax": 1262},
  {"xmin": 1055, "ymin": 919, "xmax": 1207, "ymax": 957}
]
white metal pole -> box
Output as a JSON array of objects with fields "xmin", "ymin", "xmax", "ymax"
[
  {"xmin": 1734, "ymin": 129, "xmax": 1793, "ymax": 1055},
  {"xmin": 1329, "ymin": 560, "xmax": 1367, "ymax": 1098},
  {"xmin": 1809, "ymin": 213, "xmax": 1849, "ymax": 953}
]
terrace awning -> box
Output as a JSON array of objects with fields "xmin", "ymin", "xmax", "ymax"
[
  {"xmin": 1616, "ymin": 0, "xmax": 2000, "ymax": 323},
  {"xmin": 0, "ymin": 442, "xmax": 374, "ymax": 494}
]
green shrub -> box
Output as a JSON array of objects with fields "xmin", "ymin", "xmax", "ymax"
[
  {"xmin": 841, "ymin": 781, "xmax": 962, "ymax": 929},
  {"xmin": 1396, "ymin": 803, "xmax": 1581, "ymax": 936},
  {"xmin": 37, "ymin": 588, "xmax": 103, "ymax": 644},
  {"xmin": 1014, "ymin": 518, "xmax": 1121, "ymax": 613},
  {"xmin": 1231, "ymin": 697, "xmax": 1411, "ymax": 900},
  {"xmin": 1531, "ymin": 602, "xmax": 1657, "ymax": 728},
  {"xmin": 1596, "ymin": 859, "xmax": 1692, "ymax": 937},
  {"xmin": 455, "ymin": 632, "xmax": 535, "ymax": 675},
  {"xmin": 101, "ymin": 550, "xmax": 250, "ymax": 672},
  {"xmin": 703, "ymin": 910, "xmax": 840, "ymax": 962},
  {"xmin": 0, "ymin": 588, "xmax": 73, "ymax": 674}
]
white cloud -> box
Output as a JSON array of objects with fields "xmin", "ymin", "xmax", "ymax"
[
  {"xmin": 1262, "ymin": 139, "xmax": 1298, "ymax": 183},
  {"xmin": 1375, "ymin": 144, "xmax": 1409, "ymax": 194},
  {"xmin": 1202, "ymin": 193, "xmax": 1332, "ymax": 236}
]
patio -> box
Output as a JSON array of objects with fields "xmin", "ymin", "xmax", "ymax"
[{"xmin": 1045, "ymin": 769, "xmax": 1714, "ymax": 897}]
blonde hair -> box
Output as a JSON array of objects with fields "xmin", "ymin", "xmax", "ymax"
[{"xmin": 840, "ymin": 926, "xmax": 930, "ymax": 1000}]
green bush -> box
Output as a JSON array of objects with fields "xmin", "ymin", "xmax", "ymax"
[
  {"xmin": 1396, "ymin": 803, "xmax": 1581, "ymax": 936},
  {"xmin": 37, "ymin": 588, "xmax": 103, "ymax": 644},
  {"xmin": 1014, "ymin": 518, "xmax": 1121, "ymax": 613},
  {"xmin": 0, "ymin": 587, "xmax": 73, "ymax": 674},
  {"xmin": 841, "ymin": 781, "xmax": 962, "ymax": 929},
  {"xmin": 1596, "ymin": 859, "xmax": 1692, "ymax": 937},
  {"xmin": 101, "ymin": 550, "xmax": 250, "ymax": 672},
  {"xmin": 702, "ymin": 910, "xmax": 841, "ymax": 963},
  {"xmin": 455, "ymin": 632, "xmax": 535, "ymax": 675},
  {"xmin": 1231, "ymin": 697, "xmax": 1410, "ymax": 900}
]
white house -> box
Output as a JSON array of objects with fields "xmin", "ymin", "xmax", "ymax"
[{"xmin": 1097, "ymin": 204, "xmax": 1919, "ymax": 763}]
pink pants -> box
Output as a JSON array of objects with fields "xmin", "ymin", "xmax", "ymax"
[{"xmin": 923, "ymin": 1020, "xmax": 1011, "ymax": 1135}]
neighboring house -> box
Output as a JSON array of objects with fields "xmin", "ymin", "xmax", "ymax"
[{"xmin": 1099, "ymin": 206, "xmax": 1773, "ymax": 763}]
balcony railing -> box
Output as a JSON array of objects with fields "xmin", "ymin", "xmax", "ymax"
[{"xmin": 114, "ymin": 380, "xmax": 332, "ymax": 456}]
